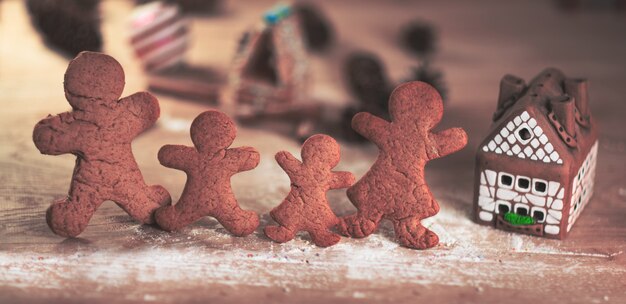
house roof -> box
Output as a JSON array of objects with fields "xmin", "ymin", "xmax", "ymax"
[
  {"xmin": 231, "ymin": 6, "xmax": 308, "ymax": 87},
  {"xmin": 479, "ymin": 68, "xmax": 596, "ymax": 166}
]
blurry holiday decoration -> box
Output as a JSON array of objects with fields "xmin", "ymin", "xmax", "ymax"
[
  {"xmin": 400, "ymin": 20, "xmax": 437, "ymax": 57},
  {"xmin": 399, "ymin": 20, "xmax": 447, "ymax": 103},
  {"xmin": 26, "ymin": 0, "xmax": 102, "ymax": 57},
  {"xmin": 130, "ymin": 2, "xmax": 188, "ymax": 72},
  {"xmin": 474, "ymin": 68, "xmax": 598, "ymax": 239},
  {"xmin": 292, "ymin": 2, "xmax": 334, "ymax": 52},
  {"xmin": 229, "ymin": 3, "xmax": 316, "ymax": 140},
  {"xmin": 135, "ymin": 0, "xmax": 224, "ymax": 14},
  {"xmin": 345, "ymin": 52, "xmax": 392, "ymax": 116},
  {"xmin": 555, "ymin": 0, "xmax": 626, "ymax": 11},
  {"xmin": 129, "ymin": 1, "xmax": 222, "ymax": 102},
  {"xmin": 340, "ymin": 52, "xmax": 392, "ymax": 142},
  {"xmin": 405, "ymin": 62, "xmax": 448, "ymax": 102},
  {"xmin": 337, "ymin": 53, "xmax": 449, "ymax": 143}
]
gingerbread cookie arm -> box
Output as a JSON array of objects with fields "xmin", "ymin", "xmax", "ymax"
[
  {"xmin": 225, "ymin": 146, "xmax": 260, "ymax": 172},
  {"xmin": 33, "ymin": 112, "xmax": 80, "ymax": 155},
  {"xmin": 118, "ymin": 92, "xmax": 160, "ymax": 136},
  {"xmin": 351, "ymin": 112, "xmax": 389, "ymax": 145},
  {"xmin": 429, "ymin": 128, "xmax": 468, "ymax": 159},
  {"xmin": 329, "ymin": 171, "xmax": 355, "ymax": 189},
  {"xmin": 275, "ymin": 151, "xmax": 302, "ymax": 175},
  {"xmin": 158, "ymin": 145, "xmax": 196, "ymax": 170}
]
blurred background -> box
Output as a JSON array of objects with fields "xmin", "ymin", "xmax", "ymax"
[
  {"xmin": 1, "ymin": 1, "xmax": 626, "ymax": 303},
  {"xmin": 2, "ymin": 0, "xmax": 626, "ymax": 142}
]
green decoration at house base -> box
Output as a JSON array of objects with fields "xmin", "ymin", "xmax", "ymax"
[{"xmin": 504, "ymin": 212, "xmax": 536, "ymax": 226}]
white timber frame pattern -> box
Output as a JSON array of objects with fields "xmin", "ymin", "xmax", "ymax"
[
  {"xmin": 482, "ymin": 111, "xmax": 563, "ymax": 164},
  {"xmin": 567, "ymin": 140, "xmax": 599, "ymax": 232},
  {"xmin": 477, "ymin": 169, "xmax": 565, "ymax": 235}
]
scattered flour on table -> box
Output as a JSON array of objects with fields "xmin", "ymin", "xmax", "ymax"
[{"xmin": 0, "ymin": 199, "xmax": 622, "ymax": 293}]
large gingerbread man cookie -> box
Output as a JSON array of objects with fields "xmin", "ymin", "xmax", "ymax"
[
  {"xmin": 155, "ymin": 110, "xmax": 260, "ymax": 236},
  {"xmin": 265, "ymin": 134, "xmax": 354, "ymax": 247},
  {"xmin": 33, "ymin": 51, "xmax": 171, "ymax": 237},
  {"xmin": 338, "ymin": 81, "xmax": 467, "ymax": 249}
]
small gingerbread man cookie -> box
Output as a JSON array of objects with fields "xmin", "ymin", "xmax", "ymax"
[
  {"xmin": 338, "ymin": 81, "xmax": 467, "ymax": 249},
  {"xmin": 155, "ymin": 110, "xmax": 260, "ymax": 236},
  {"xmin": 265, "ymin": 134, "xmax": 355, "ymax": 247},
  {"xmin": 33, "ymin": 51, "xmax": 171, "ymax": 237}
]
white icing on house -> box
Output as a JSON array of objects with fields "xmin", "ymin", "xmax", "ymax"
[
  {"xmin": 482, "ymin": 111, "xmax": 563, "ymax": 164},
  {"xmin": 477, "ymin": 169, "xmax": 564, "ymax": 235},
  {"xmin": 567, "ymin": 141, "xmax": 598, "ymax": 232},
  {"xmin": 476, "ymin": 69, "xmax": 599, "ymax": 239}
]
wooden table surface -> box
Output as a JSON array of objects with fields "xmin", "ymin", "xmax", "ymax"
[{"xmin": 1, "ymin": 0, "xmax": 625, "ymax": 303}]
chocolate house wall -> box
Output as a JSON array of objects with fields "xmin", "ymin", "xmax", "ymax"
[{"xmin": 473, "ymin": 68, "xmax": 598, "ymax": 239}]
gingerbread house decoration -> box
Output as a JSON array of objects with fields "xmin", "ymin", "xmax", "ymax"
[
  {"xmin": 473, "ymin": 68, "xmax": 598, "ymax": 239},
  {"xmin": 228, "ymin": 3, "xmax": 309, "ymax": 118}
]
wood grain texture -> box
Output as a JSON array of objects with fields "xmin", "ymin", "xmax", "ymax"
[{"xmin": 1, "ymin": 0, "xmax": 625, "ymax": 303}]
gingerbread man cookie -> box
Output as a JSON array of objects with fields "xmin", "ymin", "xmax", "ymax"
[
  {"xmin": 338, "ymin": 81, "xmax": 467, "ymax": 249},
  {"xmin": 155, "ymin": 110, "xmax": 260, "ymax": 236},
  {"xmin": 265, "ymin": 134, "xmax": 355, "ymax": 247},
  {"xmin": 33, "ymin": 51, "xmax": 171, "ymax": 237}
]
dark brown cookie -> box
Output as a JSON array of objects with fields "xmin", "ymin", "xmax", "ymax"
[
  {"xmin": 344, "ymin": 51, "xmax": 391, "ymax": 116},
  {"xmin": 265, "ymin": 134, "xmax": 354, "ymax": 247},
  {"xmin": 293, "ymin": 2, "xmax": 334, "ymax": 51},
  {"xmin": 339, "ymin": 52, "xmax": 392, "ymax": 142},
  {"xmin": 26, "ymin": 0, "xmax": 102, "ymax": 57},
  {"xmin": 400, "ymin": 20, "xmax": 436, "ymax": 57},
  {"xmin": 338, "ymin": 81, "xmax": 468, "ymax": 249},
  {"xmin": 33, "ymin": 51, "xmax": 171, "ymax": 237},
  {"xmin": 155, "ymin": 110, "xmax": 260, "ymax": 236}
]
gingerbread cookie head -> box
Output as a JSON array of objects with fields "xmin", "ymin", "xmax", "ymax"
[
  {"xmin": 301, "ymin": 134, "xmax": 341, "ymax": 168},
  {"xmin": 64, "ymin": 51, "xmax": 125, "ymax": 109},
  {"xmin": 191, "ymin": 110, "xmax": 237, "ymax": 154},
  {"xmin": 389, "ymin": 81, "xmax": 443, "ymax": 129}
]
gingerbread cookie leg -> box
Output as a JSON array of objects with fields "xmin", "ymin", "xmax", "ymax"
[
  {"xmin": 46, "ymin": 182, "xmax": 104, "ymax": 237},
  {"xmin": 264, "ymin": 210, "xmax": 298, "ymax": 243},
  {"xmin": 414, "ymin": 186, "xmax": 441, "ymax": 218},
  {"xmin": 112, "ymin": 184, "xmax": 171, "ymax": 225},
  {"xmin": 392, "ymin": 216, "xmax": 439, "ymax": 249},
  {"xmin": 211, "ymin": 202, "xmax": 259, "ymax": 236},
  {"xmin": 338, "ymin": 210, "xmax": 382, "ymax": 238},
  {"xmin": 338, "ymin": 187, "xmax": 383, "ymax": 237},
  {"xmin": 308, "ymin": 228, "xmax": 341, "ymax": 247},
  {"xmin": 154, "ymin": 200, "xmax": 208, "ymax": 232},
  {"xmin": 264, "ymin": 225, "xmax": 297, "ymax": 243}
]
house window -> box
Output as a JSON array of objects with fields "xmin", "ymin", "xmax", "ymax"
[
  {"xmin": 573, "ymin": 195, "xmax": 582, "ymax": 211},
  {"xmin": 532, "ymin": 179, "xmax": 548, "ymax": 195},
  {"xmin": 515, "ymin": 176, "xmax": 531, "ymax": 192},
  {"xmin": 515, "ymin": 204, "xmax": 529, "ymax": 216},
  {"xmin": 531, "ymin": 207, "xmax": 546, "ymax": 223},
  {"xmin": 497, "ymin": 201, "xmax": 511, "ymax": 214},
  {"xmin": 498, "ymin": 172, "xmax": 514, "ymax": 189},
  {"xmin": 518, "ymin": 128, "xmax": 531, "ymax": 140},
  {"xmin": 515, "ymin": 124, "xmax": 533, "ymax": 144}
]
